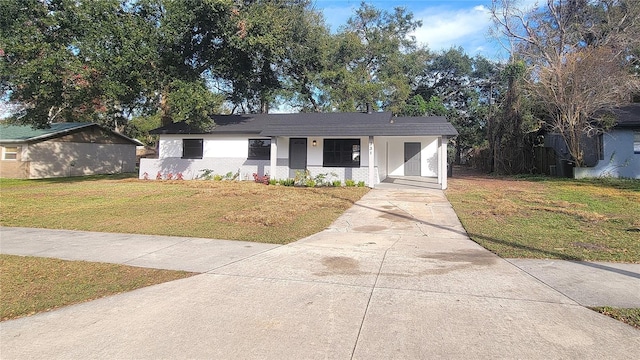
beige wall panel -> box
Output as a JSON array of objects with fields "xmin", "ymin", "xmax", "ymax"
[
  {"xmin": 0, "ymin": 160, "xmax": 30, "ymax": 178},
  {"xmin": 28, "ymin": 141, "xmax": 137, "ymax": 178}
]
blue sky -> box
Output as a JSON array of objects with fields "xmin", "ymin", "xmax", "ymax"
[{"xmin": 313, "ymin": 0, "xmax": 540, "ymax": 60}]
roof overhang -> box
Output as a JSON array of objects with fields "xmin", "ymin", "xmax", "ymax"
[{"xmin": 260, "ymin": 123, "xmax": 459, "ymax": 137}]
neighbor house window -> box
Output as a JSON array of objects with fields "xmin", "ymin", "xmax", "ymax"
[
  {"xmin": 182, "ymin": 139, "xmax": 203, "ymax": 159},
  {"xmin": 248, "ymin": 139, "xmax": 271, "ymax": 160},
  {"xmin": 2, "ymin": 146, "xmax": 18, "ymax": 160},
  {"xmin": 323, "ymin": 139, "xmax": 360, "ymax": 167},
  {"xmin": 598, "ymin": 134, "xmax": 604, "ymax": 160},
  {"xmin": 634, "ymin": 131, "xmax": 640, "ymax": 154}
]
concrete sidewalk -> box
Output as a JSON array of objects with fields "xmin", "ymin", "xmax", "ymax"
[
  {"xmin": 1, "ymin": 188, "xmax": 639, "ymax": 359},
  {"xmin": 0, "ymin": 227, "xmax": 280, "ymax": 273}
]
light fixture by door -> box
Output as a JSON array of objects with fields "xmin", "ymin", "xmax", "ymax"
[{"xmin": 312, "ymin": 140, "xmax": 317, "ymax": 147}]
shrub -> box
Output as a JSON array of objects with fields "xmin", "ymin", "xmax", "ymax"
[
  {"xmin": 345, "ymin": 179, "xmax": 356, "ymax": 187},
  {"xmin": 253, "ymin": 173, "xmax": 270, "ymax": 185},
  {"xmin": 332, "ymin": 180, "xmax": 342, "ymax": 187},
  {"xmin": 279, "ymin": 179, "xmax": 295, "ymax": 186},
  {"xmin": 357, "ymin": 181, "xmax": 366, "ymax": 187},
  {"xmin": 314, "ymin": 173, "xmax": 328, "ymax": 186},
  {"xmin": 305, "ymin": 179, "xmax": 316, "ymax": 187},
  {"xmin": 269, "ymin": 179, "xmax": 277, "ymax": 185},
  {"xmin": 198, "ymin": 169, "xmax": 215, "ymax": 180},
  {"xmin": 294, "ymin": 169, "xmax": 312, "ymax": 186},
  {"xmin": 225, "ymin": 171, "xmax": 239, "ymax": 181}
]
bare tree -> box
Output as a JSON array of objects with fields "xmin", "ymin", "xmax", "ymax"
[{"xmin": 491, "ymin": 0, "xmax": 640, "ymax": 166}]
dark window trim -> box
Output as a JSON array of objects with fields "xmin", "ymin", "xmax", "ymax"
[
  {"xmin": 182, "ymin": 139, "xmax": 203, "ymax": 159},
  {"xmin": 323, "ymin": 138, "xmax": 361, "ymax": 168},
  {"xmin": 598, "ymin": 134, "xmax": 604, "ymax": 160},
  {"xmin": 248, "ymin": 138, "xmax": 271, "ymax": 160}
]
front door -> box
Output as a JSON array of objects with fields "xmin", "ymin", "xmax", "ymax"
[
  {"xmin": 404, "ymin": 142, "xmax": 421, "ymax": 176},
  {"xmin": 289, "ymin": 138, "xmax": 307, "ymax": 178}
]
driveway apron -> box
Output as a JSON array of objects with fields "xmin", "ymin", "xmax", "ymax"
[{"xmin": 1, "ymin": 188, "xmax": 639, "ymax": 359}]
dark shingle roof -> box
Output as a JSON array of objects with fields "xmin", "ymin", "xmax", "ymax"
[
  {"xmin": 0, "ymin": 122, "xmax": 143, "ymax": 145},
  {"xmin": 614, "ymin": 104, "xmax": 640, "ymax": 128},
  {"xmin": 150, "ymin": 112, "xmax": 458, "ymax": 137}
]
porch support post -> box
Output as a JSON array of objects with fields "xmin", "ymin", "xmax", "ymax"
[
  {"xmin": 439, "ymin": 136, "xmax": 448, "ymax": 190},
  {"xmin": 368, "ymin": 136, "xmax": 375, "ymax": 187},
  {"xmin": 437, "ymin": 137, "xmax": 443, "ymax": 186},
  {"xmin": 270, "ymin": 136, "xmax": 277, "ymax": 179}
]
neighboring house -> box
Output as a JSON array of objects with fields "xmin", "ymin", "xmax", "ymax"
[
  {"xmin": 140, "ymin": 112, "xmax": 458, "ymax": 189},
  {"xmin": 0, "ymin": 122, "xmax": 143, "ymax": 179},
  {"xmin": 569, "ymin": 104, "xmax": 640, "ymax": 179}
]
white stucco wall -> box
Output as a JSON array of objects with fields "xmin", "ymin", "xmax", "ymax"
[
  {"xmin": 146, "ymin": 135, "xmax": 273, "ymax": 180},
  {"xmin": 145, "ymin": 134, "xmax": 444, "ymax": 186},
  {"xmin": 379, "ymin": 137, "xmax": 439, "ymax": 177},
  {"xmin": 158, "ymin": 135, "xmax": 254, "ymax": 159},
  {"xmin": 573, "ymin": 129, "xmax": 640, "ymax": 179}
]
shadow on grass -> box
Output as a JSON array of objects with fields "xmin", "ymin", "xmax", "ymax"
[
  {"xmin": 5, "ymin": 173, "xmax": 138, "ymax": 185},
  {"xmin": 468, "ymin": 232, "xmax": 583, "ymax": 261},
  {"xmin": 454, "ymin": 165, "xmax": 639, "ymax": 192}
]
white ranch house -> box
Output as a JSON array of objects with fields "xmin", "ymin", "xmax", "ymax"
[{"xmin": 139, "ymin": 112, "xmax": 458, "ymax": 189}]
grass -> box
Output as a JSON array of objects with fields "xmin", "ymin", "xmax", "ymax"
[
  {"xmin": 0, "ymin": 254, "xmax": 195, "ymax": 321},
  {"xmin": 446, "ymin": 170, "xmax": 640, "ymax": 263},
  {"xmin": 590, "ymin": 307, "xmax": 640, "ymax": 329},
  {"xmin": 0, "ymin": 175, "xmax": 369, "ymax": 321},
  {"xmin": 0, "ymin": 176, "xmax": 369, "ymax": 244}
]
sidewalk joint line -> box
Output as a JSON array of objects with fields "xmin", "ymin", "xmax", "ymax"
[
  {"xmin": 350, "ymin": 236, "xmax": 401, "ymax": 360},
  {"xmin": 203, "ymin": 244, "xmax": 283, "ymax": 273},
  {"xmin": 504, "ymin": 258, "xmax": 582, "ymax": 306}
]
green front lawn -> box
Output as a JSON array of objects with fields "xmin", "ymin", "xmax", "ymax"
[
  {"xmin": 1, "ymin": 254, "xmax": 195, "ymax": 321},
  {"xmin": 0, "ymin": 176, "xmax": 369, "ymax": 244},
  {"xmin": 446, "ymin": 171, "xmax": 640, "ymax": 263}
]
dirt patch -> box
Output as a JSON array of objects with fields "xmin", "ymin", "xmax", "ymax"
[
  {"xmin": 418, "ymin": 249, "xmax": 497, "ymax": 267},
  {"xmin": 379, "ymin": 210, "xmax": 412, "ymax": 222},
  {"xmin": 315, "ymin": 256, "xmax": 367, "ymax": 276},
  {"xmin": 571, "ymin": 242, "xmax": 610, "ymax": 251},
  {"xmin": 353, "ymin": 225, "xmax": 388, "ymax": 232}
]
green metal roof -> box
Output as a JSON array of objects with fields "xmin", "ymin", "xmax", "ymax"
[
  {"xmin": 0, "ymin": 123, "xmax": 93, "ymax": 142},
  {"xmin": 0, "ymin": 122, "xmax": 142, "ymax": 145}
]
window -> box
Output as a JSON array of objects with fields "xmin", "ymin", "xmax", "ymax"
[
  {"xmin": 182, "ymin": 139, "xmax": 203, "ymax": 159},
  {"xmin": 634, "ymin": 131, "xmax": 640, "ymax": 154},
  {"xmin": 598, "ymin": 134, "xmax": 604, "ymax": 160},
  {"xmin": 323, "ymin": 139, "xmax": 360, "ymax": 167},
  {"xmin": 248, "ymin": 139, "xmax": 271, "ymax": 160},
  {"xmin": 2, "ymin": 146, "xmax": 18, "ymax": 160}
]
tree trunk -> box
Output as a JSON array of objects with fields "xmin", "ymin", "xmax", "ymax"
[{"xmin": 160, "ymin": 88, "xmax": 172, "ymax": 126}]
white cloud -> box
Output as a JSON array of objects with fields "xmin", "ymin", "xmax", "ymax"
[
  {"xmin": 410, "ymin": 5, "xmax": 493, "ymax": 52},
  {"xmin": 318, "ymin": 1, "xmax": 516, "ymax": 60},
  {"xmin": 320, "ymin": 5, "xmax": 357, "ymax": 32}
]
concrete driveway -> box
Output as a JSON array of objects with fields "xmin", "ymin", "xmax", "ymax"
[{"xmin": 1, "ymin": 188, "xmax": 639, "ymax": 359}]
